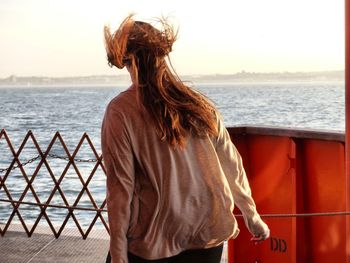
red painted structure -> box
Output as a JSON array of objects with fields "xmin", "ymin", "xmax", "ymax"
[{"xmin": 227, "ymin": 127, "xmax": 346, "ymax": 262}]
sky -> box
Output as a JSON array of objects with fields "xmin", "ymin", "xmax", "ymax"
[{"xmin": 0, "ymin": 0, "xmax": 345, "ymax": 78}]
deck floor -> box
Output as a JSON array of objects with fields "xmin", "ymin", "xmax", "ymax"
[
  {"xmin": 0, "ymin": 225, "xmax": 228, "ymax": 263},
  {"xmin": 0, "ymin": 225, "xmax": 109, "ymax": 263}
]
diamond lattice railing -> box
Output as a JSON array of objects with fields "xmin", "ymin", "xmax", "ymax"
[{"xmin": 0, "ymin": 129, "xmax": 109, "ymax": 239}]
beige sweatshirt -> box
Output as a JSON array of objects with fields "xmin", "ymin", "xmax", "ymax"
[{"xmin": 101, "ymin": 86, "xmax": 268, "ymax": 263}]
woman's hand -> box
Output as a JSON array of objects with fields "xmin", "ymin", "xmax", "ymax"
[{"xmin": 250, "ymin": 228, "xmax": 270, "ymax": 245}]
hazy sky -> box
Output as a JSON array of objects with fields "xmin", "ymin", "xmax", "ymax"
[{"xmin": 0, "ymin": 0, "xmax": 344, "ymax": 77}]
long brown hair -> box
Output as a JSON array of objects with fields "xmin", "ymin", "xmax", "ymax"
[{"xmin": 104, "ymin": 15, "xmax": 219, "ymax": 147}]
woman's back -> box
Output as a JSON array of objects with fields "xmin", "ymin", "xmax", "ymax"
[{"xmin": 102, "ymin": 85, "xmax": 239, "ymax": 259}]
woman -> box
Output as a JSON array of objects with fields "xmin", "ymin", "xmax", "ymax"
[{"xmin": 102, "ymin": 15, "xmax": 269, "ymax": 263}]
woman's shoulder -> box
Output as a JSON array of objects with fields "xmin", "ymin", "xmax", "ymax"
[{"xmin": 106, "ymin": 86, "xmax": 138, "ymax": 114}]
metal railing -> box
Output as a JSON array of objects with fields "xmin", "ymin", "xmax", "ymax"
[
  {"xmin": 1, "ymin": 127, "xmax": 349, "ymax": 242},
  {"xmin": 0, "ymin": 129, "xmax": 109, "ymax": 239}
]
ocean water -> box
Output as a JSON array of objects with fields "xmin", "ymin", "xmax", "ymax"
[{"xmin": 0, "ymin": 81, "xmax": 345, "ymax": 231}]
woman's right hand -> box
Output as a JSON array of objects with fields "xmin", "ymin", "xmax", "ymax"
[
  {"xmin": 250, "ymin": 227, "xmax": 270, "ymax": 244},
  {"xmin": 246, "ymin": 216, "xmax": 270, "ymax": 244}
]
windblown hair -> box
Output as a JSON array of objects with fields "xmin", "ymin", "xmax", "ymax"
[{"xmin": 104, "ymin": 15, "xmax": 219, "ymax": 147}]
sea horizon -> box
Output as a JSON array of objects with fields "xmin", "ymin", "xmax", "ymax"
[{"xmin": 0, "ymin": 70, "xmax": 345, "ymax": 87}]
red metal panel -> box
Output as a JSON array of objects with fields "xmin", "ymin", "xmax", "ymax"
[
  {"xmin": 297, "ymin": 140, "xmax": 345, "ymax": 262},
  {"xmin": 229, "ymin": 133, "xmax": 346, "ymax": 262},
  {"xmin": 230, "ymin": 135, "xmax": 296, "ymax": 263}
]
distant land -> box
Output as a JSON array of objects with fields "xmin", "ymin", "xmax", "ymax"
[{"xmin": 0, "ymin": 70, "xmax": 344, "ymax": 86}]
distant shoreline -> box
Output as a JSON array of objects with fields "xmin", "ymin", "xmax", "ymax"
[{"xmin": 0, "ymin": 70, "xmax": 344, "ymax": 87}]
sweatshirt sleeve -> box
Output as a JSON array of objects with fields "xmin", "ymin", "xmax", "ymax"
[
  {"xmin": 101, "ymin": 105, "xmax": 135, "ymax": 263},
  {"xmin": 215, "ymin": 117, "xmax": 269, "ymax": 238}
]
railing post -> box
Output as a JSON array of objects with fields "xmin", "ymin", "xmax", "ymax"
[{"xmin": 346, "ymin": 0, "xmax": 350, "ymax": 261}]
